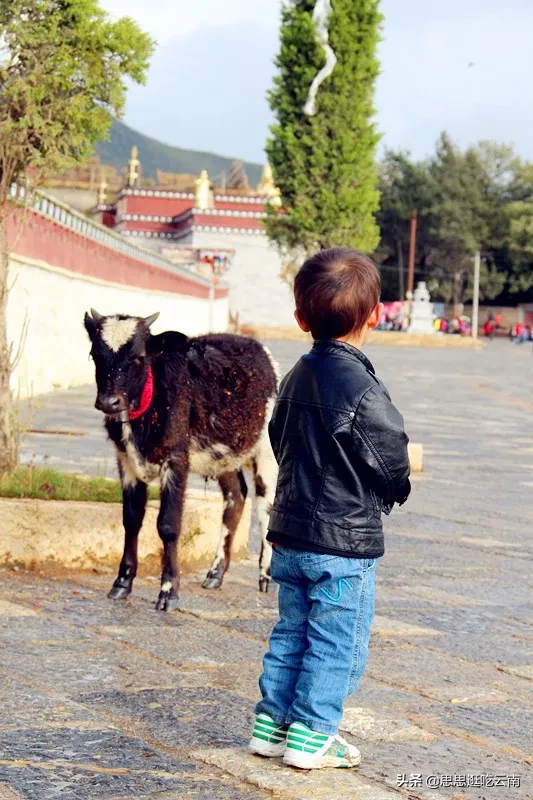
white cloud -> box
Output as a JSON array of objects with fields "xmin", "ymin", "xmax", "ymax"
[
  {"xmin": 377, "ymin": 1, "xmax": 533, "ymax": 158},
  {"xmin": 99, "ymin": 0, "xmax": 533, "ymax": 162},
  {"xmin": 101, "ymin": 0, "xmax": 280, "ymax": 42}
]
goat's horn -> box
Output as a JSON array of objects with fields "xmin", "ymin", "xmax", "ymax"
[
  {"xmin": 90, "ymin": 308, "xmax": 104, "ymax": 322},
  {"xmin": 143, "ymin": 312, "xmax": 160, "ymax": 327}
]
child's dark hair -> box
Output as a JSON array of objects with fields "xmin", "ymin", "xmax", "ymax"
[{"xmin": 294, "ymin": 247, "xmax": 381, "ymax": 340}]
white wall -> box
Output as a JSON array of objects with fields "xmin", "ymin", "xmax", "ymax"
[
  {"xmin": 8, "ymin": 253, "xmax": 229, "ymax": 398},
  {"xmin": 191, "ymin": 231, "xmax": 295, "ymax": 327}
]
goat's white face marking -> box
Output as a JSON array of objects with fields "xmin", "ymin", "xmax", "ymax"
[{"xmin": 101, "ymin": 317, "xmax": 138, "ymax": 352}]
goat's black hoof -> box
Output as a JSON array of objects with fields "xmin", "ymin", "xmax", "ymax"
[
  {"xmin": 259, "ymin": 576, "xmax": 271, "ymax": 593},
  {"xmin": 202, "ymin": 563, "xmax": 224, "ymax": 590},
  {"xmin": 155, "ymin": 591, "xmax": 179, "ymax": 612},
  {"xmin": 108, "ymin": 579, "xmax": 132, "ymax": 600},
  {"xmin": 202, "ymin": 575, "xmax": 223, "ymax": 590}
]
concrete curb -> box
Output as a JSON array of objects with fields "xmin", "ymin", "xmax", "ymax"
[
  {"xmin": 408, "ymin": 443, "xmax": 424, "ymax": 473},
  {"xmin": 0, "ymin": 488, "xmax": 250, "ymax": 572},
  {"xmin": 0, "ymin": 444, "xmax": 422, "ymax": 571},
  {"xmin": 252, "ymin": 325, "xmax": 482, "ymax": 348}
]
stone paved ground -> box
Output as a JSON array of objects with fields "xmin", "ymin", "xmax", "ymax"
[{"xmin": 3, "ymin": 339, "xmax": 533, "ymax": 799}]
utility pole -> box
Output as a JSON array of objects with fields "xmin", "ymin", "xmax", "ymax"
[
  {"xmin": 407, "ymin": 209, "xmax": 418, "ymax": 296},
  {"xmin": 472, "ymin": 250, "xmax": 481, "ymax": 339},
  {"xmin": 406, "ymin": 210, "xmax": 418, "ymax": 320},
  {"xmin": 396, "ymin": 239, "xmax": 404, "ymax": 302}
]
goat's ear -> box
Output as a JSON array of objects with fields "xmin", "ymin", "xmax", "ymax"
[
  {"xmin": 148, "ymin": 331, "xmax": 189, "ymax": 357},
  {"xmin": 84, "ymin": 312, "xmax": 97, "ymax": 341}
]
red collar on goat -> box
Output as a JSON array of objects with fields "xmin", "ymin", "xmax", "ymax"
[{"xmin": 128, "ymin": 366, "xmax": 154, "ymax": 421}]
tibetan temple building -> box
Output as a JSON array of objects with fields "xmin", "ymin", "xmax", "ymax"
[{"xmin": 94, "ymin": 149, "xmax": 294, "ymax": 328}]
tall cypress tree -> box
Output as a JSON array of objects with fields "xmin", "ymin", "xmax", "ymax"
[{"xmin": 265, "ymin": 0, "xmax": 382, "ymax": 261}]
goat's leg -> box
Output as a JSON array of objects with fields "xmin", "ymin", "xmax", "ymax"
[
  {"xmin": 254, "ymin": 441, "xmax": 277, "ymax": 593},
  {"xmin": 109, "ymin": 480, "xmax": 147, "ymax": 600},
  {"xmin": 155, "ymin": 464, "xmax": 186, "ymax": 612},
  {"xmin": 203, "ymin": 469, "xmax": 247, "ymax": 590}
]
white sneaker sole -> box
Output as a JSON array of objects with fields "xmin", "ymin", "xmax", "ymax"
[
  {"xmin": 283, "ymin": 749, "xmax": 361, "ymax": 770},
  {"xmin": 248, "ymin": 739, "xmax": 286, "ymax": 758}
]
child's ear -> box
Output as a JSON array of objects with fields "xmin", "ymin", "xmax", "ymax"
[
  {"xmin": 294, "ymin": 309, "xmax": 310, "ymax": 333},
  {"xmin": 367, "ymin": 303, "xmax": 383, "ymax": 331}
]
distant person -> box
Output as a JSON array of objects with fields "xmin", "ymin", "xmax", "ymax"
[
  {"xmin": 484, "ymin": 319, "xmax": 494, "ymax": 339},
  {"xmin": 494, "ymin": 313, "xmax": 502, "ymax": 331},
  {"xmin": 249, "ymin": 247, "xmax": 411, "ymax": 770},
  {"xmin": 515, "ymin": 322, "xmax": 527, "ymax": 344},
  {"xmin": 516, "ymin": 324, "xmax": 532, "ymax": 344},
  {"xmin": 451, "ymin": 316, "xmax": 461, "ymax": 334},
  {"xmin": 440, "ymin": 318, "xmax": 448, "ymax": 333}
]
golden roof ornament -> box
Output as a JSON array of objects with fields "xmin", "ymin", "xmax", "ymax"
[
  {"xmin": 195, "ymin": 169, "xmax": 213, "ymax": 210},
  {"xmin": 127, "ymin": 145, "xmax": 140, "ymax": 187},
  {"xmin": 257, "ymin": 164, "xmax": 281, "ymax": 207}
]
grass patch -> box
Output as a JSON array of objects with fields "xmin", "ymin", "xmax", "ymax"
[{"xmin": 0, "ymin": 465, "xmax": 160, "ymax": 503}]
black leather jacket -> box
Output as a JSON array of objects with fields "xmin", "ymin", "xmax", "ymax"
[{"xmin": 267, "ymin": 340, "xmax": 411, "ymax": 558}]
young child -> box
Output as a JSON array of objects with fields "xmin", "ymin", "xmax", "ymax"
[{"xmin": 249, "ymin": 247, "xmax": 411, "ymax": 770}]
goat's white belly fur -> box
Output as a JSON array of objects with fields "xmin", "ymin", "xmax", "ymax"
[
  {"xmin": 118, "ymin": 426, "xmax": 252, "ymax": 486},
  {"xmin": 189, "ymin": 440, "xmax": 253, "ymax": 478}
]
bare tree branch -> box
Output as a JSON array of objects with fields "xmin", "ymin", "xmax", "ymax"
[{"xmin": 10, "ymin": 309, "xmax": 29, "ymax": 372}]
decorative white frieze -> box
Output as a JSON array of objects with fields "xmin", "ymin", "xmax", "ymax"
[
  {"xmin": 214, "ymin": 194, "xmax": 267, "ymax": 204},
  {"xmin": 192, "ymin": 208, "xmax": 266, "ymax": 219},
  {"xmin": 117, "ymin": 214, "xmax": 175, "ymax": 223},
  {"xmin": 118, "ymin": 188, "xmax": 196, "ymax": 200}
]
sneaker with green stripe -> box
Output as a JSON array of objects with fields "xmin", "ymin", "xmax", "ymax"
[
  {"xmin": 248, "ymin": 713, "xmax": 288, "ymax": 757},
  {"xmin": 283, "ymin": 722, "xmax": 361, "ymax": 770}
]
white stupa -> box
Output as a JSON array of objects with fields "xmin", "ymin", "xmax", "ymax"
[{"xmin": 408, "ymin": 281, "xmax": 435, "ymax": 335}]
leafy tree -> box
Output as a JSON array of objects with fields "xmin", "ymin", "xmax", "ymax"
[
  {"xmin": 376, "ymin": 150, "xmax": 432, "ymax": 299},
  {"xmin": 501, "ymin": 161, "xmax": 533, "ymax": 294},
  {"xmin": 0, "ymin": 0, "xmax": 154, "ymax": 472},
  {"xmin": 266, "ymin": 0, "xmax": 382, "ymax": 273},
  {"xmin": 426, "ymin": 134, "xmax": 497, "ymax": 307},
  {"xmin": 375, "ymin": 135, "xmax": 533, "ymax": 307}
]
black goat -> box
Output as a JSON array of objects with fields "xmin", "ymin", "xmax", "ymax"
[{"xmin": 84, "ymin": 310, "xmax": 278, "ymax": 610}]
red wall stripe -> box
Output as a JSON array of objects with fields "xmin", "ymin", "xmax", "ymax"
[{"xmin": 7, "ymin": 210, "xmax": 228, "ymax": 300}]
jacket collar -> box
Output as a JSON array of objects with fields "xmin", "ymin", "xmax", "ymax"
[{"xmin": 312, "ymin": 339, "xmax": 375, "ymax": 374}]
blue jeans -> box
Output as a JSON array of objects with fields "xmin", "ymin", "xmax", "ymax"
[{"xmin": 256, "ymin": 546, "xmax": 378, "ymax": 736}]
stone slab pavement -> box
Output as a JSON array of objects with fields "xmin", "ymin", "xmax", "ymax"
[{"xmin": 2, "ymin": 338, "xmax": 533, "ymax": 799}]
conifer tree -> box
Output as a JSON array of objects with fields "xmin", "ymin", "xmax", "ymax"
[{"xmin": 265, "ymin": 0, "xmax": 382, "ymax": 265}]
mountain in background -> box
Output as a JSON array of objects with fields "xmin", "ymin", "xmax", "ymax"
[
  {"xmin": 118, "ymin": 21, "xmax": 277, "ymax": 168},
  {"xmin": 95, "ymin": 119, "xmax": 264, "ymax": 186}
]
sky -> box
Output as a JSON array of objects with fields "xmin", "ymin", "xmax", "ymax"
[{"xmin": 100, "ymin": 0, "xmax": 533, "ymax": 165}]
